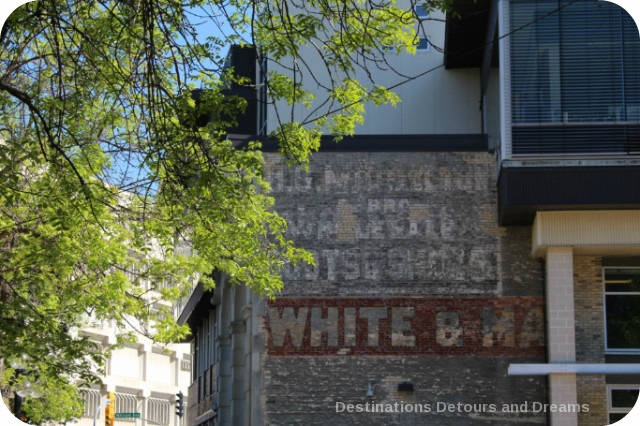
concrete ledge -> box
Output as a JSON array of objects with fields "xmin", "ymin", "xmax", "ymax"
[
  {"xmin": 532, "ymin": 210, "xmax": 640, "ymax": 257},
  {"xmin": 508, "ymin": 363, "xmax": 640, "ymax": 375},
  {"xmin": 193, "ymin": 408, "xmax": 216, "ymax": 425}
]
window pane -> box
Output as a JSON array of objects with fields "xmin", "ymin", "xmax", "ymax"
[
  {"xmin": 612, "ymin": 389, "xmax": 640, "ymax": 408},
  {"xmin": 606, "ymin": 295, "xmax": 640, "ymax": 348},
  {"xmin": 197, "ymin": 326, "xmax": 203, "ymax": 376},
  {"xmin": 414, "ymin": 5, "xmax": 428, "ymax": 19},
  {"xmin": 192, "ymin": 336, "xmax": 197, "ymax": 381},
  {"xmin": 417, "ymin": 38, "xmax": 429, "ymax": 51},
  {"xmin": 610, "ymin": 412, "xmax": 627, "ymax": 423},
  {"xmin": 115, "ymin": 393, "xmax": 138, "ymax": 423},
  {"xmin": 606, "ymin": 268, "xmax": 640, "ymax": 292},
  {"xmin": 511, "ymin": 0, "xmax": 560, "ymax": 123},
  {"xmin": 203, "ymin": 317, "xmax": 208, "ymax": 369},
  {"xmin": 510, "ymin": 0, "xmax": 640, "ymax": 154},
  {"xmin": 81, "ymin": 389, "xmax": 101, "ymax": 418},
  {"xmin": 511, "ymin": 0, "xmax": 638, "ymax": 124},
  {"xmin": 147, "ymin": 398, "xmax": 170, "ymax": 425},
  {"xmin": 559, "ymin": 1, "xmax": 622, "ymax": 123},
  {"xmin": 623, "ymin": 13, "xmax": 640, "ymax": 120}
]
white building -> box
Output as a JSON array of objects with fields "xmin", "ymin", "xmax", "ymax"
[
  {"xmin": 73, "ymin": 294, "xmax": 191, "ymax": 426},
  {"xmin": 71, "ymin": 318, "xmax": 191, "ymax": 426},
  {"xmin": 71, "ymin": 236, "xmax": 193, "ymax": 426}
]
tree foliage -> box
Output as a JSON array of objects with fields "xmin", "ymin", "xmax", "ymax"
[{"xmin": 0, "ymin": 0, "xmax": 447, "ymax": 421}]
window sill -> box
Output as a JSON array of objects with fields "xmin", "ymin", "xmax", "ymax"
[{"xmin": 605, "ymin": 350, "xmax": 640, "ymax": 356}]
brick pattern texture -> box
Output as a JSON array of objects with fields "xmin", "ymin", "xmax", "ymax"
[
  {"xmin": 574, "ymin": 256, "xmax": 608, "ymax": 426},
  {"xmin": 260, "ymin": 151, "xmax": 548, "ymax": 425}
]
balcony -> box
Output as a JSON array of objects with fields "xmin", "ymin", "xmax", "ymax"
[{"xmin": 496, "ymin": 0, "xmax": 640, "ymax": 225}]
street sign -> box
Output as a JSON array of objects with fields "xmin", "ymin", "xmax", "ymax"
[{"xmin": 115, "ymin": 412, "xmax": 141, "ymax": 419}]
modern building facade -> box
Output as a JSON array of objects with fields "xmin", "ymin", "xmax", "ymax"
[
  {"xmin": 179, "ymin": 1, "xmax": 640, "ymax": 425},
  {"xmin": 496, "ymin": 1, "xmax": 640, "ymax": 425}
]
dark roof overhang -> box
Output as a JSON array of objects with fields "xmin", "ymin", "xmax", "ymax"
[
  {"xmin": 445, "ymin": 0, "xmax": 499, "ymax": 69},
  {"xmin": 177, "ymin": 272, "xmax": 223, "ymax": 340}
]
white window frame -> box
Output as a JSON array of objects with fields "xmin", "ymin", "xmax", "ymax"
[
  {"xmin": 607, "ymin": 384, "xmax": 640, "ymax": 422},
  {"xmin": 603, "ymin": 266, "xmax": 640, "ymax": 354}
]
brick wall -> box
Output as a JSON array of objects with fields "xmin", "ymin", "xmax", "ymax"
[
  {"xmin": 574, "ymin": 256, "xmax": 607, "ymax": 425},
  {"xmin": 576, "ymin": 376, "xmax": 607, "ymax": 426},
  {"xmin": 266, "ymin": 297, "xmax": 545, "ymax": 357},
  {"xmin": 262, "ymin": 151, "xmax": 547, "ymax": 425},
  {"xmin": 574, "ymin": 256, "xmax": 605, "ymax": 364}
]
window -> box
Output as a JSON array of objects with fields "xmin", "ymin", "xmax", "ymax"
[
  {"xmin": 181, "ymin": 354, "xmax": 191, "ymax": 372},
  {"xmin": 604, "ymin": 267, "xmax": 640, "ymax": 352},
  {"xmin": 417, "ymin": 38, "xmax": 430, "ymax": 51},
  {"xmin": 195, "ymin": 309, "xmax": 217, "ymax": 402},
  {"xmin": 147, "ymin": 398, "xmax": 171, "ymax": 425},
  {"xmin": 414, "ymin": 4, "xmax": 429, "ymax": 20},
  {"xmin": 511, "ymin": 0, "xmax": 640, "ymax": 125},
  {"xmin": 202, "ymin": 315, "xmax": 209, "ymax": 374},
  {"xmin": 208, "ymin": 309, "xmax": 217, "ymax": 366},
  {"xmin": 80, "ymin": 389, "xmax": 101, "ymax": 418},
  {"xmin": 191, "ymin": 337, "xmax": 197, "ymax": 381},
  {"xmin": 607, "ymin": 385, "xmax": 640, "ymax": 423},
  {"xmin": 158, "ymin": 276, "xmax": 173, "ymax": 290},
  {"xmin": 115, "ymin": 393, "xmax": 139, "ymax": 422},
  {"xmin": 509, "ymin": 0, "xmax": 640, "ymax": 154}
]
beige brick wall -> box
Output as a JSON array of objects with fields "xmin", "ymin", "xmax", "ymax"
[
  {"xmin": 545, "ymin": 247, "xmax": 579, "ymax": 425},
  {"xmin": 574, "ymin": 256, "xmax": 607, "ymax": 426},
  {"xmin": 577, "ymin": 375, "xmax": 607, "ymax": 426},
  {"xmin": 546, "ymin": 247, "xmax": 576, "ymax": 362},
  {"xmin": 549, "ymin": 373, "xmax": 578, "ymax": 426},
  {"xmin": 574, "ymin": 256, "xmax": 605, "ymax": 363}
]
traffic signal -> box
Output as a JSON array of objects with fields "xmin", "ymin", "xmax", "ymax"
[
  {"xmin": 105, "ymin": 392, "xmax": 115, "ymax": 426},
  {"xmin": 175, "ymin": 391, "xmax": 184, "ymax": 417}
]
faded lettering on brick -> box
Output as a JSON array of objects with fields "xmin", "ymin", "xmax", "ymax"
[
  {"xmin": 266, "ymin": 297, "xmax": 544, "ymax": 356},
  {"xmin": 268, "ymin": 307, "xmax": 308, "ymax": 348}
]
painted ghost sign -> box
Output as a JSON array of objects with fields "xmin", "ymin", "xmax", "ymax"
[{"xmin": 266, "ymin": 297, "xmax": 545, "ymax": 357}]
